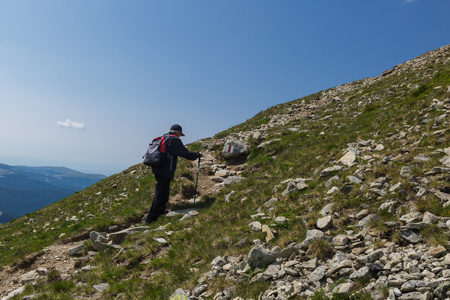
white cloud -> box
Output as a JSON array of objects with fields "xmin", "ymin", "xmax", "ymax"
[
  {"xmin": 57, "ymin": 119, "xmax": 86, "ymax": 130},
  {"xmin": 403, "ymin": 0, "xmax": 416, "ymax": 3}
]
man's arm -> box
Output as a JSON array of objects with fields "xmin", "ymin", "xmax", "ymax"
[{"xmin": 169, "ymin": 137, "xmax": 201, "ymax": 160}]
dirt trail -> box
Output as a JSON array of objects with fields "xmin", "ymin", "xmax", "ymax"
[
  {"xmin": 0, "ymin": 152, "xmax": 223, "ymax": 297},
  {"xmin": 0, "ymin": 240, "xmax": 83, "ymax": 295}
]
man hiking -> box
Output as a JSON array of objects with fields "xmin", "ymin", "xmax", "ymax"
[{"xmin": 145, "ymin": 124, "xmax": 202, "ymax": 224}]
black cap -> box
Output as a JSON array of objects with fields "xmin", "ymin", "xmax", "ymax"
[{"xmin": 170, "ymin": 124, "xmax": 185, "ymax": 136}]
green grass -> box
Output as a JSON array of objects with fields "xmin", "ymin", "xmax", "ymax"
[
  {"xmin": 420, "ymin": 224, "xmax": 449, "ymax": 247},
  {"xmin": 1, "ymin": 48, "xmax": 449, "ymax": 299}
]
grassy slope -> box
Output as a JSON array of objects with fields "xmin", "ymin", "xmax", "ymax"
[{"xmin": 0, "ymin": 46, "xmax": 449, "ymax": 299}]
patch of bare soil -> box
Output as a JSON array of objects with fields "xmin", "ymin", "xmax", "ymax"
[
  {"xmin": 0, "ymin": 240, "xmax": 82, "ymax": 295},
  {"xmin": 170, "ymin": 156, "xmax": 220, "ymax": 207}
]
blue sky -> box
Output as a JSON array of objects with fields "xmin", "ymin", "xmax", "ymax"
[{"xmin": 0, "ymin": 0, "xmax": 449, "ymax": 175}]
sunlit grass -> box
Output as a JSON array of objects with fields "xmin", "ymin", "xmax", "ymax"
[{"xmin": 0, "ymin": 53, "xmax": 448, "ymax": 298}]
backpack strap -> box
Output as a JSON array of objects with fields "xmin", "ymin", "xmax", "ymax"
[
  {"xmin": 159, "ymin": 134, "xmax": 168, "ymax": 153},
  {"xmin": 165, "ymin": 134, "xmax": 177, "ymax": 171},
  {"xmin": 163, "ymin": 134, "xmax": 177, "ymax": 154}
]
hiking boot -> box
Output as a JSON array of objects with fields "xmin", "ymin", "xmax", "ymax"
[{"xmin": 144, "ymin": 217, "xmax": 157, "ymax": 225}]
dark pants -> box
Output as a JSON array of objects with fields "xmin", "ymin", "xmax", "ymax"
[{"xmin": 146, "ymin": 174, "xmax": 171, "ymax": 222}]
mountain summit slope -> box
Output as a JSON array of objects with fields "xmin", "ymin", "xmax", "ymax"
[{"xmin": 0, "ymin": 45, "xmax": 449, "ymax": 299}]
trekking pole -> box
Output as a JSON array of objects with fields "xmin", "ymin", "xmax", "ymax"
[{"xmin": 193, "ymin": 156, "xmax": 201, "ymax": 204}]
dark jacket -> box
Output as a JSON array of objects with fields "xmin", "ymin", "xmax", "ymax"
[{"xmin": 151, "ymin": 134, "xmax": 200, "ymax": 179}]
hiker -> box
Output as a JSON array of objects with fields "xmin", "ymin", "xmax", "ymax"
[{"xmin": 145, "ymin": 124, "xmax": 202, "ymax": 224}]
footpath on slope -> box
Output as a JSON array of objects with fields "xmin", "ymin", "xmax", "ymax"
[{"xmin": 0, "ymin": 148, "xmax": 245, "ymax": 299}]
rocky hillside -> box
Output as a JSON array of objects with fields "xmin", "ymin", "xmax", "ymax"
[{"xmin": 0, "ymin": 45, "xmax": 449, "ymax": 300}]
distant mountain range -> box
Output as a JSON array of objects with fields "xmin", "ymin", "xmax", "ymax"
[{"xmin": 0, "ymin": 163, "xmax": 106, "ymax": 224}]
